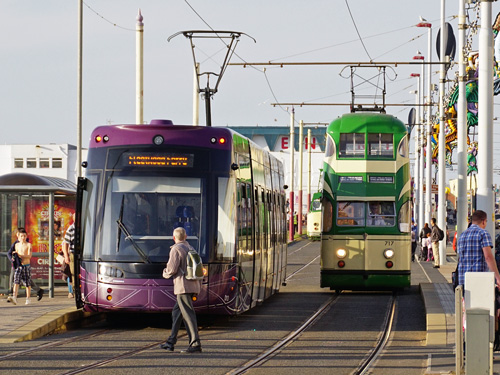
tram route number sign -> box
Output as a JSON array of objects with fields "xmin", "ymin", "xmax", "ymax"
[{"xmin": 123, "ymin": 152, "xmax": 194, "ymax": 168}]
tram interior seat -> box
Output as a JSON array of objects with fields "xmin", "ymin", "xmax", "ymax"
[{"xmin": 174, "ymin": 206, "xmax": 195, "ymax": 235}]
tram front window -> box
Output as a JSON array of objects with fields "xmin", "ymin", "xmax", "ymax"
[
  {"xmin": 367, "ymin": 201, "xmax": 395, "ymax": 227},
  {"xmin": 337, "ymin": 202, "xmax": 365, "ymax": 226},
  {"xmin": 310, "ymin": 199, "xmax": 321, "ymax": 212},
  {"xmin": 101, "ymin": 175, "xmax": 206, "ymax": 263}
]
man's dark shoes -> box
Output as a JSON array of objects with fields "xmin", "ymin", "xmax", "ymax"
[
  {"xmin": 37, "ymin": 289, "xmax": 44, "ymax": 301},
  {"xmin": 159, "ymin": 342, "xmax": 174, "ymax": 352},
  {"xmin": 181, "ymin": 345, "xmax": 202, "ymax": 353}
]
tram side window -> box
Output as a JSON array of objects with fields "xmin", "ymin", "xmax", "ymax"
[
  {"xmin": 339, "ymin": 133, "xmax": 365, "ymax": 158},
  {"xmin": 367, "ymin": 201, "xmax": 395, "ymax": 227},
  {"xmin": 337, "ymin": 202, "xmax": 364, "ymax": 226},
  {"xmin": 368, "ymin": 133, "xmax": 393, "ymax": 158},
  {"xmin": 216, "ymin": 177, "xmax": 236, "ymax": 261}
]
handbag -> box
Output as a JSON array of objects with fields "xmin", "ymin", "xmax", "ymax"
[{"xmin": 451, "ymin": 264, "xmax": 459, "ymax": 290}]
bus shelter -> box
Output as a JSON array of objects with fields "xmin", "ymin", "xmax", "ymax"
[{"xmin": 0, "ymin": 173, "xmax": 76, "ymax": 298}]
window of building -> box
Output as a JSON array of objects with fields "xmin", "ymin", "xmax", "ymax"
[
  {"xmin": 40, "ymin": 158, "xmax": 50, "ymax": 168},
  {"xmin": 26, "ymin": 158, "xmax": 37, "ymax": 168},
  {"xmin": 52, "ymin": 158, "xmax": 63, "ymax": 168},
  {"xmin": 14, "ymin": 158, "xmax": 24, "ymax": 168}
]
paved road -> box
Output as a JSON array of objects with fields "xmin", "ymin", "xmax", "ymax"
[{"xmin": 0, "ymin": 239, "xmax": 435, "ymax": 375}]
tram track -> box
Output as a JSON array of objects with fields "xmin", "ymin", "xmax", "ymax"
[
  {"xmin": 226, "ymin": 294, "xmax": 340, "ymax": 375},
  {"xmin": 0, "ymin": 329, "xmax": 110, "ymax": 362},
  {"xmin": 353, "ymin": 294, "xmax": 397, "ymax": 375},
  {"xmin": 1, "ymin": 240, "xmax": 406, "ymax": 375},
  {"xmin": 226, "ymin": 292, "xmax": 397, "ymax": 375}
]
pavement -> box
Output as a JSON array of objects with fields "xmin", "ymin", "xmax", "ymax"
[
  {"xmin": 0, "ymin": 242, "xmax": 498, "ymax": 374},
  {"xmin": 0, "ymin": 286, "xmax": 102, "ymax": 344}
]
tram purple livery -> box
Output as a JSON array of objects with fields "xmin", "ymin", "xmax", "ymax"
[{"xmin": 74, "ymin": 120, "xmax": 288, "ymax": 314}]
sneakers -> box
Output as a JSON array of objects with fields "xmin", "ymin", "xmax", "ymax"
[
  {"xmin": 25, "ymin": 298, "xmax": 31, "ymax": 305},
  {"xmin": 37, "ymin": 289, "xmax": 44, "ymax": 301},
  {"xmin": 7, "ymin": 296, "xmax": 17, "ymax": 305}
]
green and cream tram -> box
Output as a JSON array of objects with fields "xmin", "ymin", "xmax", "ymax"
[{"xmin": 320, "ymin": 113, "xmax": 411, "ymax": 290}]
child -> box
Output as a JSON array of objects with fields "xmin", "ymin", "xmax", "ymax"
[
  {"xmin": 7, "ymin": 228, "xmax": 32, "ymax": 305},
  {"xmin": 425, "ymin": 233, "xmax": 433, "ymax": 261},
  {"xmin": 420, "ymin": 232, "xmax": 430, "ymax": 261}
]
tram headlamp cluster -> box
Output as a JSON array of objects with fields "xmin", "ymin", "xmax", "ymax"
[
  {"xmin": 95, "ymin": 135, "xmax": 110, "ymax": 143},
  {"xmin": 336, "ymin": 248, "xmax": 347, "ymax": 259},
  {"xmin": 383, "ymin": 249, "xmax": 395, "ymax": 259},
  {"xmin": 99, "ymin": 265, "xmax": 124, "ymax": 278},
  {"xmin": 210, "ymin": 137, "xmax": 227, "ymax": 145}
]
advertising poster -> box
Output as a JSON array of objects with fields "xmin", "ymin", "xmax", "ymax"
[{"xmin": 24, "ymin": 198, "xmax": 75, "ymax": 280}]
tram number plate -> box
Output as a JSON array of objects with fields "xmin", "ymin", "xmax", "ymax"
[{"xmin": 385, "ymin": 241, "xmax": 394, "ymax": 246}]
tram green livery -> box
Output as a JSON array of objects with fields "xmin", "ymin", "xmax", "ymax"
[
  {"xmin": 307, "ymin": 192, "xmax": 322, "ymax": 240},
  {"xmin": 320, "ymin": 113, "xmax": 411, "ymax": 290}
]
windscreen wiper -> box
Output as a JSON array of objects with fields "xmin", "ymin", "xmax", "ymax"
[{"xmin": 116, "ymin": 218, "xmax": 151, "ymax": 264}]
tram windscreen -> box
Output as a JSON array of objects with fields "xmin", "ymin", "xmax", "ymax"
[
  {"xmin": 101, "ymin": 176, "xmax": 206, "ymax": 263},
  {"xmin": 337, "ymin": 201, "xmax": 395, "ymax": 227}
]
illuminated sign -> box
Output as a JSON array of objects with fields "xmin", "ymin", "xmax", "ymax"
[
  {"xmin": 123, "ymin": 153, "xmax": 194, "ymax": 168},
  {"xmin": 369, "ymin": 176, "xmax": 394, "ymax": 183}
]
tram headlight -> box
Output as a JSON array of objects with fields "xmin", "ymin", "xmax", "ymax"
[
  {"xmin": 99, "ymin": 264, "xmax": 124, "ymax": 278},
  {"xmin": 383, "ymin": 249, "xmax": 395, "ymax": 259},
  {"xmin": 336, "ymin": 248, "xmax": 347, "ymax": 259}
]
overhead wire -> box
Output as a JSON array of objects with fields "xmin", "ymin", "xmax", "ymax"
[
  {"xmin": 82, "ymin": 1, "xmax": 135, "ymax": 31},
  {"xmin": 183, "ymin": 0, "xmax": 292, "ymax": 117},
  {"xmin": 344, "ymin": 0, "xmax": 373, "ymax": 62}
]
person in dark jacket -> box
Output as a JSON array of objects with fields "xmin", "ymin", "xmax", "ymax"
[{"xmin": 431, "ymin": 218, "xmax": 442, "ymax": 268}]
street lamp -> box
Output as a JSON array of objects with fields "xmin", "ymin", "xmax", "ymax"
[
  {"xmin": 413, "ymin": 51, "xmax": 426, "ymax": 233},
  {"xmin": 410, "ymin": 73, "xmax": 421, "ymax": 225},
  {"xmin": 416, "ymin": 19, "xmax": 433, "ymax": 229}
]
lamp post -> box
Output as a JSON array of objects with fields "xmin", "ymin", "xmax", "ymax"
[
  {"xmin": 436, "ymin": 0, "xmax": 447, "ymax": 265},
  {"xmin": 410, "ymin": 74, "xmax": 420, "ymax": 228},
  {"xmin": 289, "ymin": 109, "xmax": 295, "ymax": 242},
  {"xmin": 413, "ymin": 51, "xmax": 425, "ymax": 233},
  {"xmin": 417, "ymin": 20, "xmax": 433, "ymax": 226},
  {"xmin": 457, "ymin": 0, "xmax": 467, "ymax": 238},
  {"xmin": 477, "ymin": 0, "xmax": 495, "ymax": 236}
]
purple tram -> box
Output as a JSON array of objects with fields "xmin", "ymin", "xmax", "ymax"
[{"xmin": 74, "ymin": 120, "xmax": 288, "ymax": 314}]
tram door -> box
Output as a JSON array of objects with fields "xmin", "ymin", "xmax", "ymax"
[
  {"xmin": 237, "ymin": 182, "xmax": 254, "ymax": 311},
  {"xmin": 271, "ymin": 192, "xmax": 280, "ymax": 292},
  {"xmin": 259, "ymin": 189, "xmax": 270, "ymax": 301},
  {"xmin": 264, "ymin": 190, "xmax": 274, "ymax": 299},
  {"xmin": 252, "ymin": 186, "xmax": 264, "ymax": 305}
]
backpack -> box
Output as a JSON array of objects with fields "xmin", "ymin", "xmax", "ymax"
[
  {"xmin": 437, "ymin": 227, "xmax": 445, "ymax": 241},
  {"xmin": 183, "ymin": 245, "xmax": 204, "ymax": 281}
]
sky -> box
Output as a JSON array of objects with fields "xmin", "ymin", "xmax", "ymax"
[{"xmin": 2, "ymin": 1, "xmax": 500, "ymax": 183}]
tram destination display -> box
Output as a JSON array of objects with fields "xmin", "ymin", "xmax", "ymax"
[{"xmin": 122, "ymin": 152, "xmax": 194, "ymax": 168}]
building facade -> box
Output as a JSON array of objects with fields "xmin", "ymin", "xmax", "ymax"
[{"xmin": 0, "ymin": 144, "xmax": 86, "ymax": 183}]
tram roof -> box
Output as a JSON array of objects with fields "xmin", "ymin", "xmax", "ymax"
[
  {"xmin": 329, "ymin": 113, "xmax": 406, "ymax": 134},
  {"xmin": 0, "ymin": 173, "xmax": 76, "ymax": 195}
]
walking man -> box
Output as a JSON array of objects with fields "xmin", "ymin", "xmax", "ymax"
[
  {"xmin": 160, "ymin": 227, "xmax": 202, "ymax": 353},
  {"xmin": 457, "ymin": 210, "xmax": 500, "ymax": 287}
]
